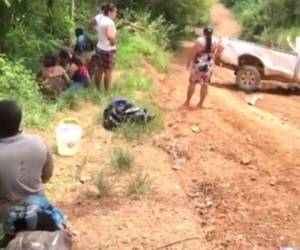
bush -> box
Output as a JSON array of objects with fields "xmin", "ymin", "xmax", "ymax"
[
  {"xmin": 0, "ymin": 56, "xmax": 56, "ymax": 128},
  {"xmin": 224, "ymin": 0, "xmax": 300, "ymax": 49},
  {"xmin": 117, "ymin": 11, "xmax": 173, "ymax": 72},
  {"xmin": 115, "ymin": 0, "xmax": 212, "ymax": 31}
]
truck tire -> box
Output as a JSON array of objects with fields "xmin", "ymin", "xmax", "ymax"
[{"xmin": 236, "ymin": 66, "xmax": 260, "ymax": 92}]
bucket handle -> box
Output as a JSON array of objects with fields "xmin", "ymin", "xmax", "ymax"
[{"xmin": 59, "ymin": 117, "xmax": 81, "ymax": 126}]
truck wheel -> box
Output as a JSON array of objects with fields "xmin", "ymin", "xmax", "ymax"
[{"xmin": 236, "ymin": 66, "xmax": 260, "ymax": 92}]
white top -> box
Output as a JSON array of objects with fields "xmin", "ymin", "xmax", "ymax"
[
  {"xmin": 95, "ymin": 13, "xmax": 103, "ymax": 25},
  {"xmin": 96, "ymin": 15, "xmax": 117, "ymax": 51},
  {"xmin": 197, "ymin": 37, "xmax": 220, "ymax": 51},
  {"xmin": 296, "ymin": 37, "xmax": 300, "ymax": 53}
]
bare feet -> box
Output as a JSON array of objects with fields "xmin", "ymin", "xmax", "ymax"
[
  {"xmin": 196, "ymin": 103, "xmax": 211, "ymax": 109},
  {"xmin": 180, "ymin": 103, "xmax": 192, "ymax": 110}
]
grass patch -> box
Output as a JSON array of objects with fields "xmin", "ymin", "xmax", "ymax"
[
  {"xmin": 117, "ymin": 12, "xmax": 172, "ymax": 72},
  {"xmin": 128, "ymin": 170, "xmax": 153, "ymax": 197},
  {"xmin": 116, "ymin": 100, "xmax": 163, "ymax": 140},
  {"xmin": 111, "ymin": 147, "xmax": 135, "ymax": 173},
  {"xmin": 148, "ymin": 50, "xmax": 172, "ymax": 73},
  {"xmin": 96, "ymin": 170, "xmax": 115, "ymax": 197}
]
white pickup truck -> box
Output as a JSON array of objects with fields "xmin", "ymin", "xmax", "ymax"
[{"xmin": 218, "ymin": 38, "xmax": 300, "ymax": 91}]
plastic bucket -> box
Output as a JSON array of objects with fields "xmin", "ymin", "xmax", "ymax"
[{"xmin": 55, "ymin": 118, "xmax": 82, "ymax": 156}]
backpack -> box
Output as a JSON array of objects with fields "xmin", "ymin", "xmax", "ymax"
[
  {"xmin": 103, "ymin": 97, "xmax": 155, "ymax": 130},
  {"xmin": 3, "ymin": 195, "xmax": 65, "ymax": 238}
]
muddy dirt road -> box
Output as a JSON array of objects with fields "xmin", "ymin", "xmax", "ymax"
[
  {"xmin": 48, "ymin": 3, "xmax": 300, "ymax": 250},
  {"xmin": 158, "ymin": 3, "xmax": 300, "ymax": 249}
]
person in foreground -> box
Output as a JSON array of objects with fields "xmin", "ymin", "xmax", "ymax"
[
  {"xmin": 0, "ymin": 100, "xmax": 54, "ymax": 220},
  {"xmin": 184, "ymin": 26, "xmax": 224, "ymax": 109},
  {"xmin": 92, "ymin": 3, "xmax": 118, "ymax": 91}
]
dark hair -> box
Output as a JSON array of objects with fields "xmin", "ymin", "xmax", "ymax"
[
  {"xmin": 203, "ymin": 26, "xmax": 213, "ymax": 53},
  {"xmin": 59, "ymin": 49, "xmax": 71, "ymax": 60},
  {"xmin": 0, "ymin": 100, "xmax": 22, "ymax": 138},
  {"xmin": 102, "ymin": 3, "xmax": 116, "ymax": 16},
  {"xmin": 100, "ymin": 2, "xmax": 108, "ymax": 12},
  {"xmin": 75, "ymin": 27, "xmax": 84, "ymax": 38},
  {"xmin": 43, "ymin": 52, "xmax": 57, "ymax": 68}
]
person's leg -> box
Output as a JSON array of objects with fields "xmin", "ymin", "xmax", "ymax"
[
  {"xmin": 198, "ymin": 83, "xmax": 208, "ymax": 108},
  {"xmin": 104, "ymin": 69, "xmax": 113, "ymax": 90},
  {"xmin": 95, "ymin": 68, "xmax": 104, "ymax": 90},
  {"xmin": 183, "ymin": 82, "xmax": 196, "ymax": 107}
]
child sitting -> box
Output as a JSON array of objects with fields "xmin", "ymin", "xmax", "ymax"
[
  {"xmin": 37, "ymin": 52, "xmax": 70, "ymax": 98},
  {"xmin": 58, "ymin": 49, "xmax": 90, "ymax": 91},
  {"xmin": 74, "ymin": 28, "xmax": 94, "ymax": 56}
]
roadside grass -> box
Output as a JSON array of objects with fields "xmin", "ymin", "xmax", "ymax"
[
  {"xmin": 128, "ymin": 170, "xmax": 153, "ymax": 197},
  {"xmin": 117, "ymin": 27, "xmax": 171, "ymax": 73},
  {"xmin": 116, "ymin": 100, "xmax": 164, "ymax": 141},
  {"xmin": 111, "ymin": 147, "xmax": 135, "ymax": 173},
  {"xmin": 96, "ymin": 169, "xmax": 115, "ymax": 198}
]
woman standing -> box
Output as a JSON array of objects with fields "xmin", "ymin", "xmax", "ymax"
[
  {"xmin": 184, "ymin": 26, "xmax": 223, "ymax": 108},
  {"xmin": 93, "ymin": 3, "xmax": 117, "ymax": 91}
]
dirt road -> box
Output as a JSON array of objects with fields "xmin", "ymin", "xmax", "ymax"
[
  {"xmin": 158, "ymin": 3, "xmax": 300, "ymax": 249},
  {"xmin": 47, "ymin": 3, "xmax": 300, "ymax": 250}
]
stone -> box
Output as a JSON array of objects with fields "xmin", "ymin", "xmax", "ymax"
[
  {"xmin": 270, "ymin": 177, "xmax": 278, "ymax": 186},
  {"xmin": 206, "ymin": 200, "xmax": 213, "ymax": 208},
  {"xmin": 172, "ymin": 165, "xmax": 181, "ymax": 171},
  {"xmin": 191, "ymin": 177, "xmax": 198, "ymax": 183},
  {"xmin": 192, "ymin": 126, "xmax": 200, "ymax": 133},
  {"xmin": 240, "ymin": 158, "xmax": 252, "ymax": 165},
  {"xmin": 187, "ymin": 192, "xmax": 200, "ymax": 199}
]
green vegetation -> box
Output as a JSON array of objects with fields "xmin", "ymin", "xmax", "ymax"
[
  {"xmin": 0, "ymin": 0, "xmax": 213, "ymax": 129},
  {"xmin": 111, "ymin": 147, "xmax": 135, "ymax": 173},
  {"xmin": 128, "ymin": 170, "xmax": 153, "ymax": 197},
  {"xmin": 118, "ymin": 11, "xmax": 173, "ymax": 72},
  {"xmin": 115, "ymin": 0, "xmax": 213, "ymax": 32},
  {"xmin": 96, "ymin": 170, "xmax": 115, "ymax": 197},
  {"xmin": 222, "ymin": 0, "xmax": 300, "ymax": 50}
]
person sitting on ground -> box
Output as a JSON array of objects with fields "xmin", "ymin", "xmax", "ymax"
[
  {"xmin": 58, "ymin": 49, "xmax": 90, "ymax": 91},
  {"xmin": 69, "ymin": 56, "xmax": 91, "ymax": 90},
  {"xmin": 37, "ymin": 52, "xmax": 70, "ymax": 97},
  {"xmin": 184, "ymin": 26, "xmax": 224, "ymax": 109},
  {"xmin": 74, "ymin": 28, "xmax": 94, "ymax": 56},
  {"xmin": 0, "ymin": 100, "xmax": 54, "ymax": 220}
]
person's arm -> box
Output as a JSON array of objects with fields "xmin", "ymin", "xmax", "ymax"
[
  {"xmin": 62, "ymin": 70, "xmax": 71, "ymax": 88},
  {"xmin": 66, "ymin": 64, "xmax": 78, "ymax": 79},
  {"xmin": 42, "ymin": 148, "xmax": 54, "ymax": 183},
  {"xmin": 90, "ymin": 18, "xmax": 98, "ymax": 31},
  {"xmin": 214, "ymin": 43, "xmax": 224, "ymax": 60},
  {"xmin": 187, "ymin": 41, "xmax": 202, "ymax": 70},
  {"xmin": 105, "ymin": 25, "xmax": 116, "ymax": 46}
]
